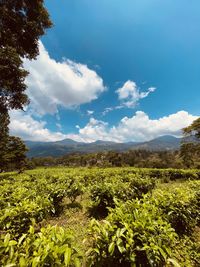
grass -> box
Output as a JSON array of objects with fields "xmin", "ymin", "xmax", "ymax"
[{"xmin": 43, "ymin": 193, "xmax": 92, "ymax": 255}]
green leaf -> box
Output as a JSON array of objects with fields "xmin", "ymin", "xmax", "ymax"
[
  {"xmin": 4, "ymin": 233, "xmax": 10, "ymax": 246},
  {"xmin": 108, "ymin": 242, "xmax": 115, "ymax": 255},
  {"xmin": 64, "ymin": 247, "xmax": 72, "ymax": 266},
  {"xmin": 19, "ymin": 257, "xmax": 26, "ymax": 267},
  {"xmin": 167, "ymin": 258, "xmax": 181, "ymax": 267},
  {"xmin": 158, "ymin": 247, "xmax": 167, "ymax": 260},
  {"xmin": 32, "ymin": 256, "xmax": 40, "ymax": 267},
  {"xmin": 74, "ymin": 258, "xmax": 81, "ymax": 267},
  {"xmin": 9, "ymin": 240, "xmax": 17, "ymax": 246},
  {"xmin": 18, "ymin": 234, "xmax": 27, "ymax": 245}
]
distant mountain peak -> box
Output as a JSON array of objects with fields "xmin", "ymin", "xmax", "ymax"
[
  {"xmin": 55, "ymin": 138, "xmax": 79, "ymax": 145},
  {"xmin": 25, "ymin": 135, "xmax": 182, "ymax": 158},
  {"xmin": 152, "ymin": 135, "xmax": 180, "ymax": 141}
]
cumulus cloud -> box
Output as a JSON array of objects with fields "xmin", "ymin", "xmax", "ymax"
[
  {"xmin": 110, "ymin": 111, "xmax": 197, "ymax": 142},
  {"xmin": 67, "ymin": 111, "xmax": 198, "ymax": 143},
  {"xmin": 23, "ymin": 41, "xmax": 106, "ymax": 115},
  {"xmin": 9, "ymin": 110, "xmax": 67, "ymax": 142},
  {"xmin": 116, "ymin": 80, "xmax": 156, "ymax": 108},
  {"xmin": 9, "ymin": 110, "xmax": 198, "ymax": 143}
]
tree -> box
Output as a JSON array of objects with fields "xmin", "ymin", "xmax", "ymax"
[
  {"xmin": 0, "ymin": 112, "xmax": 10, "ymax": 171},
  {"xmin": 0, "ymin": 0, "xmax": 52, "ymax": 170},
  {"xmin": 180, "ymin": 143, "xmax": 195, "ymax": 168},
  {"xmin": 0, "ymin": 136, "xmax": 28, "ymax": 172},
  {"xmin": 183, "ymin": 118, "xmax": 200, "ymax": 139},
  {"xmin": 0, "ymin": 0, "xmax": 52, "ymax": 114},
  {"xmin": 181, "ymin": 118, "xmax": 200, "ymax": 168},
  {"xmin": 8, "ymin": 136, "xmax": 28, "ymax": 172}
]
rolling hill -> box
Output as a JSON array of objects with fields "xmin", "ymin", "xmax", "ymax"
[{"xmin": 25, "ymin": 135, "xmax": 182, "ymax": 158}]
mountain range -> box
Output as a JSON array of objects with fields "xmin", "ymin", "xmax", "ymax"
[{"xmin": 25, "ymin": 135, "xmax": 183, "ymax": 158}]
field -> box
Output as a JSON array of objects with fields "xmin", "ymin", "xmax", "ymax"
[{"xmin": 0, "ymin": 167, "xmax": 200, "ymax": 266}]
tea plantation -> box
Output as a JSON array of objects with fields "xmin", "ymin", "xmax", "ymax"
[{"xmin": 0, "ymin": 167, "xmax": 200, "ymax": 266}]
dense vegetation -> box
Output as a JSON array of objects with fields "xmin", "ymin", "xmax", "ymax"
[
  {"xmin": 27, "ymin": 147, "xmax": 200, "ymax": 170},
  {"xmin": 0, "ymin": 167, "xmax": 200, "ymax": 266}
]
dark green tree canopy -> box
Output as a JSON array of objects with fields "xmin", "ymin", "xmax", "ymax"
[
  {"xmin": 183, "ymin": 118, "xmax": 200, "ymax": 139},
  {"xmin": 180, "ymin": 118, "xmax": 200, "ymax": 168},
  {"xmin": 0, "ymin": 135, "xmax": 28, "ymax": 172},
  {"xmin": 0, "ymin": 0, "xmax": 52, "ymax": 113},
  {"xmin": 0, "ymin": 0, "xmax": 52, "ymax": 59},
  {"xmin": 0, "ymin": 47, "xmax": 28, "ymax": 112}
]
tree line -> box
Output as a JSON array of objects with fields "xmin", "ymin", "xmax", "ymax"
[{"xmin": 28, "ymin": 146, "xmax": 200, "ymax": 169}]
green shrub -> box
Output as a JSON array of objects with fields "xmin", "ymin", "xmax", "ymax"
[
  {"xmin": 0, "ymin": 197, "xmax": 52, "ymax": 235},
  {"xmin": 0, "ymin": 225, "xmax": 82, "ymax": 267},
  {"xmin": 153, "ymin": 186, "xmax": 200, "ymax": 236},
  {"xmin": 87, "ymin": 198, "xmax": 179, "ymax": 267},
  {"xmin": 67, "ymin": 181, "xmax": 84, "ymax": 203},
  {"xmin": 48, "ymin": 187, "xmax": 66, "ymax": 216},
  {"xmin": 90, "ymin": 182, "xmax": 115, "ymax": 217},
  {"xmin": 90, "ymin": 176, "xmax": 156, "ymax": 218},
  {"xmin": 129, "ymin": 176, "xmax": 155, "ymax": 198}
]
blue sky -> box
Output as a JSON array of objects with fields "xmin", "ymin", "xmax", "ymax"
[{"xmin": 10, "ymin": 0, "xmax": 200, "ymax": 142}]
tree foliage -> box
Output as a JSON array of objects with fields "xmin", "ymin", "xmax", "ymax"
[
  {"xmin": 0, "ymin": 0, "xmax": 51, "ymax": 111},
  {"xmin": 181, "ymin": 118, "xmax": 200, "ymax": 168},
  {"xmin": 0, "ymin": 0, "xmax": 52, "ymax": 112},
  {"xmin": 183, "ymin": 118, "xmax": 200, "ymax": 139},
  {"xmin": 0, "ymin": 135, "xmax": 28, "ymax": 172},
  {"xmin": 0, "ymin": 0, "xmax": 52, "ymax": 171}
]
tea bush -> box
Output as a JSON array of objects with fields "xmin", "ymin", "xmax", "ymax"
[
  {"xmin": 0, "ymin": 197, "xmax": 52, "ymax": 235},
  {"xmin": 87, "ymin": 198, "xmax": 179, "ymax": 267},
  {"xmin": 0, "ymin": 167, "xmax": 199, "ymax": 266},
  {"xmin": 90, "ymin": 176, "xmax": 156, "ymax": 217},
  {"xmin": 0, "ymin": 225, "xmax": 82, "ymax": 266},
  {"xmin": 153, "ymin": 184, "xmax": 200, "ymax": 236}
]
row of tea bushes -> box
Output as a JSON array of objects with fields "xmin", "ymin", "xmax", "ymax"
[
  {"xmin": 87, "ymin": 199, "xmax": 179, "ymax": 267},
  {"xmin": 0, "ymin": 168, "xmax": 200, "ymax": 266},
  {"xmin": 87, "ymin": 180, "xmax": 200, "ymax": 267},
  {"xmin": 0, "ymin": 225, "xmax": 82, "ymax": 267},
  {"xmin": 89, "ymin": 175, "xmax": 156, "ymax": 217}
]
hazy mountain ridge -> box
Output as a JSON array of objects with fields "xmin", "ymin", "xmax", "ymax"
[{"xmin": 25, "ymin": 135, "xmax": 184, "ymax": 158}]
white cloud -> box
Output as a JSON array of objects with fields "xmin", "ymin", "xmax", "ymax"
[
  {"xmin": 67, "ymin": 118, "xmax": 109, "ymax": 143},
  {"xmin": 116, "ymin": 80, "xmax": 156, "ymax": 108},
  {"xmin": 102, "ymin": 107, "xmax": 115, "ymax": 116},
  {"xmin": 9, "ymin": 110, "xmax": 67, "ymax": 142},
  {"xmin": 9, "ymin": 110, "xmax": 198, "ymax": 143},
  {"xmin": 23, "ymin": 41, "xmax": 106, "ymax": 115},
  {"xmin": 102, "ymin": 105, "xmax": 124, "ymax": 116},
  {"xmin": 87, "ymin": 110, "xmax": 94, "ymax": 116},
  {"xmin": 66, "ymin": 111, "xmax": 198, "ymax": 143},
  {"xmin": 110, "ymin": 111, "xmax": 197, "ymax": 142}
]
